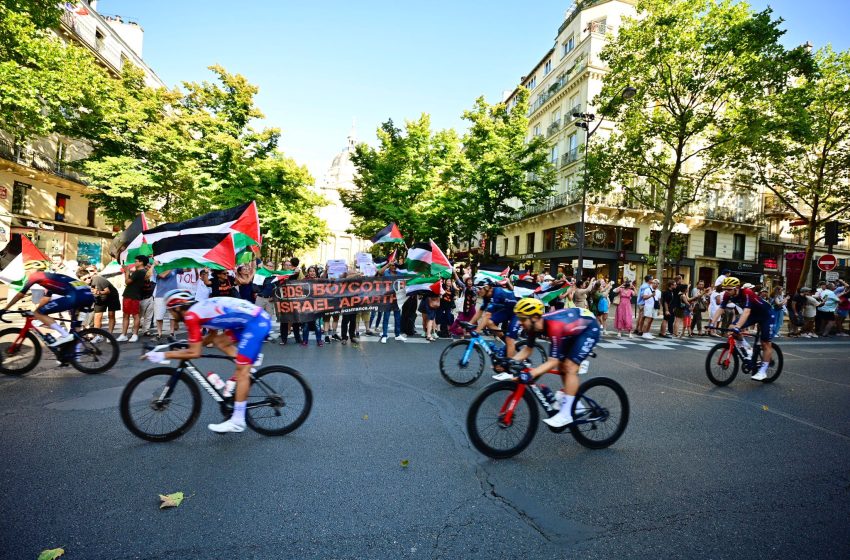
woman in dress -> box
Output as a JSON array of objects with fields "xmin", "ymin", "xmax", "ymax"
[{"xmin": 612, "ymin": 280, "xmax": 635, "ymax": 338}]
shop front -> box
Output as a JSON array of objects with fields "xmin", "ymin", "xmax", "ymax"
[
  {"xmin": 11, "ymin": 218, "xmax": 112, "ymax": 267},
  {"xmin": 718, "ymin": 260, "xmax": 764, "ymax": 286}
]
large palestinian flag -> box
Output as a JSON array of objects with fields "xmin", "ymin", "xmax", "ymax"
[
  {"xmin": 474, "ymin": 265, "xmax": 509, "ymax": 286},
  {"xmin": 405, "ymin": 274, "xmax": 443, "ymax": 296},
  {"xmin": 405, "ymin": 240, "xmax": 452, "ymax": 277},
  {"xmin": 144, "ymin": 202, "xmax": 261, "ymax": 253},
  {"xmin": 371, "ymin": 223, "xmax": 404, "ymax": 244},
  {"xmin": 110, "ymin": 213, "xmax": 151, "ymax": 264},
  {"xmin": 0, "ymin": 235, "xmax": 50, "ymax": 292},
  {"xmin": 513, "ymin": 279, "xmax": 540, "ymax": 299},
  {"xmin": 538, "ymin": 284, "xmax": 569, "ymax": 305},
  {"xmin": 152, "ymin": 233, "xmax": 236, "ymax": 272}
]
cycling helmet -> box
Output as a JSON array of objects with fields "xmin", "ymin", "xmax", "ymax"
[
  {"xmin": 164, "ymin": 289, "xmax": 196, "ymax": 310},
  {"xmin": 720, "ymin": 277, "xmax": 741, "ymax": 289},
  {"xmin": 26, "ymin": 260, "xmax": 48, "ymax": 271},
  {"xmin": 474, "ymin": 277, "xmax": 495, "ymax": 287},
  {"xmin": 514, "ymin": 297, "xmax": 545, "ymax": 317}
]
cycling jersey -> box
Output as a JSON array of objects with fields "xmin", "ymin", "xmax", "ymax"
[
  {"xmin": 22, "ymin": 271, "xmax": 95, "ymax": 316},
  {"xmin": 721, "ymin": 288, "xmax": 775, "ymax": 342},
  {"xmin": 183, "ymin": 297, "xmax": 271, "ymax": 365},
  {"xmin": 529, "ymin": 307, "xmax": 601, "ymax": 364},
  {"xmin": 486, "ymin": 287, "xmax": 518, "ymax": 324}
]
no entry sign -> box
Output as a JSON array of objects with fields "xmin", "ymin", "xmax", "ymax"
[{"xmin": 817, "ymin": 254, "xmax": 837, "ymax": 272}]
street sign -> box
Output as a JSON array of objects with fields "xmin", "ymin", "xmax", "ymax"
[
  {"xmin": 817, "ymin": 254, "xmax": 837, "ymax": 271},
  {"xmin": 825, "ymin": 271, "xmax": 839, "ymax": 281}
]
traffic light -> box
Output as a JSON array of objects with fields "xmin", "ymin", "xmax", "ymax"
[{"xmin": 824, "ymin": 221, "xmax": 844, "ymax": 246}]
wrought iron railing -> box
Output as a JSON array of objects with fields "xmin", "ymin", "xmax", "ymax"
[{"xmin": 0, "ymin": 139, "xmax": 87, "ymax": 185}]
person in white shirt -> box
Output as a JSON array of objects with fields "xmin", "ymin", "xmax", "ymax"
[
  {"xmin": 195, "ymin": 269, "xmax": 211, "ymax": 301},
  {"xmin": 635, "ymin": 274, "xmax": 653, "ymax": 334},
  {"xmin": 640, "ymin": 279, "xmax": 660, "ymax": 339},
  {"xmin": 714, "ymin": 268, "xmax": 731, "ymax": 288}
]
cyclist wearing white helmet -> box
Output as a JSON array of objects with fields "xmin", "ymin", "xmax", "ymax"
[{"xmin": 143, "ymin": 289, "xmax": 272, "ymax": 433}]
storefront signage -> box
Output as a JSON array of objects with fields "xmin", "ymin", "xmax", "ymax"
[
  {"xmin": 762, "ymin": 258, "xmax": 778, "ymax": 271},
  {"xmin": 719, "ymin": 260, "xmax": 764, "ymax": 273},
  {"xmin": 25, "ymin": 220, "xmax": 55, "ymax": 231},
  {"xmin": 785, "ymin": 252, "xmax": 806, "ymax": 260}
]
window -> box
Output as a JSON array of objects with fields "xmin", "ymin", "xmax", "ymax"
[
  {"xmin": 543, "ymin": 228, "xmax": 555, "ymax": 251},
  {"xmin": 95, "ymin": 28, "xmax": 105, "ymax": 52},
  {"xmin": 55, "ymin": 193, "xmax": 70, "ymax": 222},
  {"xmin": 55, "ymin": 140, "xmax": 66, "ymax": 167},
  {"xmin": 703, "ymin": 230, "xmax": 717, "ymax": 257},
  {"xmin": 533, "ymin": 124, "xmax": 541, "ymax": 137},
  {"xmin": 733, "ymin": 234, "xmax": 746, "ymax": 260},
  {"xmin": 569, "ymin": 95, "xmax": 580, "ymax": 116},
  {"xmin": 585, "ymin": 224, "xmax": 617, "ymax": 250},
  {"xmin": 503, "ymin": 238, "xmax": 509, "ymax": 256},
  {"xmin": 562, "ymin": 35, "xmax": 575, "ymax": 57},
  {"xmin": 527, "ymin": 75, "xmax": 536, "ymax": 89},
  {"xmin": 87, "ymin": 202, "xmax": 97, "ymax": 228},
  {"xmin": 526, "ymin": 232, "xmax": 536, "ymax": 253},
  {"xmin": 650, "ymin": 231, "xmax": 690, "ymax": 260},
  {"xmin": 588, "ymin": 18, "xmax": 607, "ymax": 33},
  {"xmin": 513, "ymin": 236, "xmax": 520, "ymax": 254},
  {"xmin": 12, "ymin": 181, "xmax": 30, "ymax": 214},
  {"xmin": 550, "ymin": 145, "xmax": 559, "ymax": 164},
  {"xmin": 620, "ymin": 227, "xmax": 638, "ymax": 251},
  {"xmin": 544, "ymin": 60, "xmax": 552, "ymax": 75}
]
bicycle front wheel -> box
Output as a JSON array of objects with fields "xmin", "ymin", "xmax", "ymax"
[
  {"xmin": 0, "ymin": 328, "xmax": 41, "ymax": 375},
  {"xmin": 69, "ymin": 328, "xmax": 119, "ymax": 374},
  {"xmin": 466, "ymin": 381, "xmax": 539, "ymax": 459},
  {"xmin": 245, "ymin": 366, "xmax": 312, "ymax": 436},
  {"xmin": 119, "ymin": 367, "xmax": 201, "ymax": 442},
  {"xmin": 569, "ymin": 377, "xmax": 630, "ymax": 449},
  {"xmin": 705, "ymin": 343, "xmax": 739, "ymax": 386},
  {"xmin": 439, "ymin": 340, "xmax": 485, "ymax": 386},
  {"xmin": 761, "ymin": 343, "xmax": 783, "ymax": 383},
  {"xmin": 516, "ymin": 340, "xmax": 548, "ymax": 368}
]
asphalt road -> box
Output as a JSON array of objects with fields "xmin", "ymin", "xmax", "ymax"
[{"xmin": 1, "ymin": 332, "xmax": 849, "ymax": 559}]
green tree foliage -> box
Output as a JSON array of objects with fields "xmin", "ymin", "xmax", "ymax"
[
  {"xmin": 592, "ymin": 0, "xmax": 791, "ymax": 278},
  {"xmin": 456, "ymin": 88, "xmax": 555, "ymax": 254},
  {"xmin": 341, "ymin": 115, "xmax": 462, "ymax": 247},
  {"xmin": 741, "ymin": 46, "xmax": 850, "ymax": 289}
]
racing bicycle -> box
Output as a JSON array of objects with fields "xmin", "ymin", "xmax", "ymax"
[
  {"xmin": 466, "ymin": 356, "xmax": 629, "ymax": 458},
  {"xmin": 705, "ymin": 326, "xmax": 783, "ymax": 386},
  {"xmin": 0, "ymin": 310, "xmax": 119, "ymax": 375},
  {"xmin": 120, "ymin": 341, "xmax": 313, "ymax": 442},
  {"xmin": 438, "ymin": 321, "xmax": 548, "ymax": 386}
]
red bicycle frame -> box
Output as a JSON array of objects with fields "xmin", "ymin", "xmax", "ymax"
[
  {"xmin": 499, "ymin": 384, "xmax": 527, "ymax": 426},
  {"xmin": 7, "ymin": 315, "xmax": 35, "ymax": 355}
]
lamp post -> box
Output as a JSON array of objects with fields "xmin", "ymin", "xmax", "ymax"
[{"xmin": 572, "ymin": 85, "xmax": 636, "ymax": 280}]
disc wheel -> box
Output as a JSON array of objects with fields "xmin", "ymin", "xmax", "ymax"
[
  {"xmin": 119, "ymin": 367, "xmax": 201, "ymax": 442},
  {"xmin": 439, "ymin": 340, "xmax": 485, "ymax": 386},
  {"xmin": 245, "ymin": 366, "xmax": 313, "ymax": 436},
  {"xmin": 569, "ymin": 377, "xmax": 630, "ymax": 449},
  {"xmin": 0, "ymin": 328, "xmax": 41, "ymax": 375},
  {"xmin": 68, "ymin": 328, "xmax": 119, "ymax": 374},
  {"xmin": 705, "ymin": 343, "xmax": 739, "ymax": 386},
  {"xmin": 466, "ymin": 381, "xmax": 539, "ymax": 459}
]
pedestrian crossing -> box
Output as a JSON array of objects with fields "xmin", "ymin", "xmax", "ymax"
[{"xmin": 596, "ymin": 335, "xmax": 721, "ymax": 351}]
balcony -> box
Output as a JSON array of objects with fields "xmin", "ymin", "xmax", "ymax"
[
  {"xmin": 512, "ymin": 191, "xmax": 581, "ymax": 221},
  {"xmin": 0, "ymin": 139, "xmax": 87, "ymax": 186},
  {"xmin": 547, "ymin": 119, "xmax": 562, "ymax": 137},
  {"xmin": 587, "ymin": 21, "xmax": 610, "ymax": 34},
  {"xmin": 689, "ymin": 204, "xmax": 762, "ymax": 225},
  {"xmin": 561, "ymin": 148, "xmax": 580, "ymax": 167},
  {"xmin": 527, "ymin": 59, "xmax": 588, "ymax": 117}
]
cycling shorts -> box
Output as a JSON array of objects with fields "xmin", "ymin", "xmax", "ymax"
[
  {"xmin": 551, "ymin": 324, "xmax": 601, "ymax": 365},
  {"xmin": 234, "ymin": 310, "xmax": 272, "ymax": 366},
  {"xmin": 505, "ymin": 316, "xmax": 521, "ymax": 341},
  {"xmin": 38, "ymin": 289, "xmax": 94, "ymax": 316},
  {"xmin": 742, "ymin": 309, "xmax": 776, "ymax": 343}
]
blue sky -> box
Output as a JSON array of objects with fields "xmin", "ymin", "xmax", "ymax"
[{"xmin": 98, "ymin": 0, "xmax": 850, "ymax": 181}]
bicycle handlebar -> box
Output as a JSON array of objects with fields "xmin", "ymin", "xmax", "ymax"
[{"xmin": 0, "ymin": 310, "xmax": 33, "ymax": 324}]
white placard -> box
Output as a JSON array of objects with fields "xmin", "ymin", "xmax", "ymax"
[
  {"xmin": 355, "ymin": 252, "xmax": 373, "ymax": 267},
  {"xmin": 176, "ymin": 269, "xmax": 199, "ymax": 290},
  {"xmin": 360, "ymin": 263, "xmax": 377, "ymax": 277},
  {"xmin": 825, "ymin": 271, "xmax": 839, "ymax": 281},
  {"xmin": 623, "ymin": 265, "xmax": 636, "ymax": 282},
  {"xmin": 326, "ymin": 259, "xmax": 348, "ymax": 279}
]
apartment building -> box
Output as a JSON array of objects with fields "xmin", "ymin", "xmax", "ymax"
[
  {"xmin": 0, "ymin": 1, "xmax": 165, "ymax": 273},
  {"xmin": 496, "ymin": 0, "xmax": 765, "ymax": 287}
]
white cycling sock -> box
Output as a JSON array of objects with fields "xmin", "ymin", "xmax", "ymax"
[
  {"xmin": 758, "ymin": 361, "xmax": 769, "ymax": 374},
  {"xmin": 559, "ymin": 395, "xmax": 575, "ymax": 416},
  {"xmin": 52, "ymin": 324, "xmax": 69, "ymax": 337},
  {"xmin": 232, "ymin": 401, "xmax": 247, "ymax": 425}
]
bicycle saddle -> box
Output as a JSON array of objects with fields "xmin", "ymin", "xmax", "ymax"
[{"xmin": 459, "ymin": 321, "xmax": 477, "ymax": 330}]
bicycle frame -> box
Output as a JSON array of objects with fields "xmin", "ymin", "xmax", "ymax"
[
  {"xmin": 8, "ymin": 313, "xmax": 79, "ymax": 351},
  {"xmin": 500, "ymin": 376, "xmax": 602, "ymax": 427},
  {"xmin": 715, "ymin": 331, "xmax": 758, "ymax": 369}
]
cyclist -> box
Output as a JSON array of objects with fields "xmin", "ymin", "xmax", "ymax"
[
  {"xmin": 510, "ymin": 297, "xmax": 602, "ymax": 428},
  {"xmin": 708, "ymin": 276, "xmax": 775, "ymax": 381},
  {"xmin": 143, "ymin": 290, "xmax": 272, "ymax": 434},
  {"xmin": 0, "ymin": 264, "xmax": 95, "ymax": 346},
  {"xmin": 474, "ymin": 277, "xmax": 517, "ymax": 335}
]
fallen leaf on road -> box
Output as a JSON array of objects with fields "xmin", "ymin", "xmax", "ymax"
[
  {"xmin": 37, "ymin": 549, "xmax": 64, "ymax": 560},
  {"xmin": 159, "ymin": 491, "xmax": 184, "ymax": 509},
  {"xmin": 400, "ymin": 459, "xmax": 409, "ymax": 468},
  {"xmin": 762, "ymin": 405, "xmax": 769, "ymax": 411},
  {"xmin": 362, "ymin": 414, "xmax": 368, "ymax": 420}
]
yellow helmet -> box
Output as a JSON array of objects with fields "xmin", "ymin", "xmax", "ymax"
[
  {"xmin": 721, "ymin": 276, "xmax": 741, "ymax": 289},
  {"xmin": 514, "ymin": 297, "xmax": 545, "ymax": 317}
]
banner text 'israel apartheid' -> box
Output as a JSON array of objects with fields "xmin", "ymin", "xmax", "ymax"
[{"xmin": 274, "ymin": 278, "xmax": 400, "ymax": 322}]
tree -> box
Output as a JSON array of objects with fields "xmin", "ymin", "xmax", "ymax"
[
  {"xmin": 342, "ymin": 115, "xmax": 462, "ymax": 246},
  {"xmin": 741, "ymin": 46, "xmax": 850, "ymax": 290},
  {"xmin": 592, "ymin": 0, "xmax": 791, "ymax": 280},
  {"xmin": 456, "ymin": 88, "xmax": 555, "ymax": 256}
]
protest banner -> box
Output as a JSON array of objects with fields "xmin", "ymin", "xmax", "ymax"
[{"xmin": 275, "ymin": 277, "xmax": 400, "ymax": 322}]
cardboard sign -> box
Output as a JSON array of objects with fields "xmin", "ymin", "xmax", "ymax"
[
  {"xmin": 326, "ymin": 259, "xmax": 348, "ymax": 279},
  {"xmin": 355, "ymin": 252, "xmax": 373, "ymax": 267},
  {"xmin": 275, "ymin": 277, "xmax": 399, "ymax": 322}
]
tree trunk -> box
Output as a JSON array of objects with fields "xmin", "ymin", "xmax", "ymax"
[{"xmin": 797, "ymin": 217, "xmax": 818, "ymax": 292}]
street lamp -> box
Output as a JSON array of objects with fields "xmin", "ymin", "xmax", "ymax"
[{"xmin": 572, "ymin": 86, "xmax": 636, "ymax": 280}]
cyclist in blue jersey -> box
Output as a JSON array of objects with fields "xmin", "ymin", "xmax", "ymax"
[
  {"xmin": 708, "ymin": 276, "xmax": 776, "ymax": 381},
  {"xmin": 1, "ymin": 266, "xmax": 95, "ymax": 346},
  {"xmin": 474, "ymin": 278, "xmax": 517, "ymax": 335},
  {"xmin": 143, "ymin": 290, "xmax": 271, "ymax": 433}
]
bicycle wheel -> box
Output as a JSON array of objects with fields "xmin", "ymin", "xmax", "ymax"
[
  {"xmin": 705, "ymin": 343, "xmax": 739, "ymax": 386},
  {"xmin": 439, "ymin": 340, "xmax": 485, "ymax": 386},
  {"xmin": 516, "ymin": 340, "xmax": 548, "ymax": 368},
  {"xmin": 466, "ymin": 381, "xmax": 539, "ymax": 459},
  {"xmin": 68, "ymin": 328, "xmax": 119, "ymax": 374},
  {"xmin": 569, "ymin": 377, "xmax": 630, "ymax": 449},
  {"xmin": 761, "ymin": 343, "xmax": 783, "ymax": 383},
  {"xmin": 119, "ymin": 367, "xmax": 201, "ymax": 442},
  {"xmin": 245, "ymin": 366, "xmax": 312, "ymax": 436},
  {"xmin": 0, "ymin": 328, "xmax": 41, "ymax": 375}
]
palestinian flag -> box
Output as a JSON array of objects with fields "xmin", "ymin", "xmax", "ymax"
[
  {"xmin": 430, "ymin": 240, "xmax": 451, "ymax": 278},
  {"xmin": 152, "ymin": 233, "xmax": 235, "ymax": 272},
  {"xmin": 405, "ymin": 242, "xmax": 432, "ymax": 274},
  {"xmin": 144, "ymin": 202, "xmax": 261, "ymax": 253},
  {"xmin": 538, "ymin": 285, "xmax": 569, "ymax": 305},
  {"xmin": 374, "ymin": 249, "xmax": 397, "ymax": 268},
  {"xmin": 252, "ymin": 267, "xmax": 298, "ymax": 286},
  {"xmin": 513, "ymin": 279, "xmax": 540, "ymax": 299},
  {"xmin": 109, "ymin": 213, "xmax": 151, "ymax": 265},
  {"xmin": 99, "ymin": 260, "xmax": 124, "ymax": 279},
  {"xmin": 474, "ymin": 265, "xmax": 509, "ymax": 286},
  {"xmin": 0, "ymin": 235, "xmax": 50, "ymax": 292},
  {"xmin": 405, "ymin": 274, "xmax": 443, "ymax": 296},
  {"xmin": 371, "ymin": 223, "xmax": 404, "ymax": 244}
]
